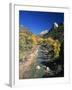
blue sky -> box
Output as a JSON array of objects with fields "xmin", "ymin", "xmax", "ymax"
[{"xmin": 19, "ymin": 10, "xmax": 64, "ymax": 35}]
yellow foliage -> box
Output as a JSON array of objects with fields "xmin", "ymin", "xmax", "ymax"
[
  {"xmin": 47, "ymin": 37, "xmax": 54, "ymax": 42},
  {"xmin": 45, "ymin": 37, "xmax": 61, "ymax": 58},
  {"xmin": 52, "ymin": 39, "xmax": 61, "ymax": 57},
  {"xmin": 31, "ymin": 35, "xmax": 37, "ymax": 45},
  {"xmin": 37, "ymin": 38, "xmax": 43, "ymax": 44}
]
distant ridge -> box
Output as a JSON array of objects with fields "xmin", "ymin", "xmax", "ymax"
[{"xmin": 19, "ymin": 25, "xmax": 33, "ymax": 35}]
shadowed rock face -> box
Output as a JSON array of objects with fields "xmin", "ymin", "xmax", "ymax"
[{"xmin": 41, "ymin": 23, "xmax": 64, "ymax": 43}]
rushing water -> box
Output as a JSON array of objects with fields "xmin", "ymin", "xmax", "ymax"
[{"xmin": 34, "ymin": 44, "xmax": 64, "ymax": 78}]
